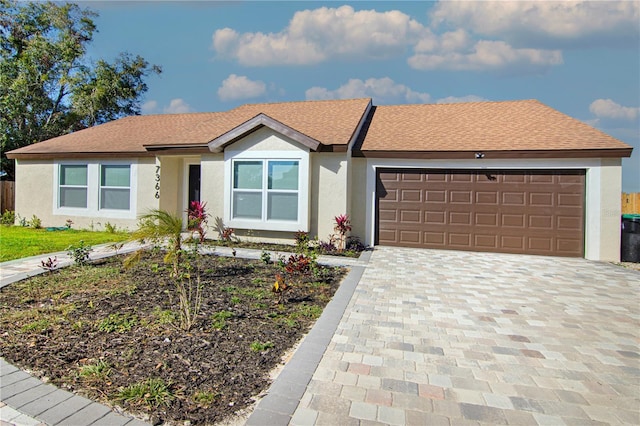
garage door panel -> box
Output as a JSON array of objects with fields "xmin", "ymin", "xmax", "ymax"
[
  {"xmin": 475, "ymin": 234, "xmax": 498, "ymax": 248},
  {"xmin": 530, "ymin": 192, "xmax": 554, "ymax": 206},
  {"xmin": 529, "ymin": 215, "xmax": 553, "ymax": 229},
  {"xmin": 476, "ymin": 192, "xmax": 499, "ymax": 204},
  {"xmin": 424, "ymin": 232, "xmax": 445, "ymax": 245},
  {"xmin": 503, "ymin": 192, "xmax": 526, "ymax": 205},
  {"xmin": 400, "ymin": 210, "xmax": 421, "ymax": 223},
  {"xmin": 425, "ymin": 211, "xmax": 446, "ymax": 224},
  {"xmin": 449, "ymin": 233, "xmax": 471, "ymax": 247},
  {"xmin": 401, "ymin": 189, "xmax": 422, "ymax": 202},
  {"xmin": 476, "ymin": 213, "xmax": 498, "ymax": 226},
  {"xmin": 425, "ymin": 190, "xmax": 446, "ymax": 203},
  {"xmin": 377, "ymin": 169, "xmax": 585, "ymax": 257},
  {"xmin": 558, "ymin": 193, "xmax": 582, "ymax": 207}
]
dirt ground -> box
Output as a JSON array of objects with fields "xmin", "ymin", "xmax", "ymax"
[{"xmin": 0, "ymin": 251, "xmax": 345, "ymax": 425}]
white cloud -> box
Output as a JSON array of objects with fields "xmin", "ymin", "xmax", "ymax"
[
  {"xmin": 212, "ymin": 5, "xmax": 427, "ymax": 66},
  {"xmin": 305, "ymin": 77, "xmax": 430, "ymax": 104},
  {"xmin": 141, "ymin": 99, "xmax": 193, "ymax": 114},
  {"xmin": 409, "ymin": 39, "xmax": 562, "ymax": 72},
  {"xmin": 163, "ymin": 99, "xmax": 193, "ymax": 114},
  {"xmin": 437, "ymin": 95, "xmax": 487, "ymax": 104},
  {"xmin": 217, "ymin": 74, "xmax": 267, "ymax": 101},
  {"xmin": 589, "ymin": 99, "xmax": 639, "ymax": 121},
  {"xmin": 141, "ymin": 100, "xmax": 158, "ymax": 115},
  {"xmin": 430, "ymin": 1, "xmax": 639, "ymax": 47}
]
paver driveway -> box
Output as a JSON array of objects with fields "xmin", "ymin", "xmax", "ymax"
[{"xmin": 292, "ymin": 247, "xmax": 640, "ymax": 425}]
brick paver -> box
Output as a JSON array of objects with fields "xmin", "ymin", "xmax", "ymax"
[{"xmin": 292, "ymin": 247, "xmax": 640, "ymax": 425}]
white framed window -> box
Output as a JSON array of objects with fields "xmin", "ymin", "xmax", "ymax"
[
  {"xmin": 59, "ymin": 164, "xmax": 88, "ymax": 208},
  {"xmin": 54, "ymin": 160, "xmax": 137, "ymax": 219},
  {"xmin": 100, "ymin": 164, "xmax": 131, "ymax": 210},
  {"xmin": 225, "ymin": 150, "xmax": 309, "ymax": 232}
]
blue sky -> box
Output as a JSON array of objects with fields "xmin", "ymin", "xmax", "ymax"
[{"xmin": 82, "ymin": 1, "xmax": 639, "ymax": 192}]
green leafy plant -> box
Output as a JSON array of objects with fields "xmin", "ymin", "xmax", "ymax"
[
  {"xmin": 211, "ymin": 310, "xmax": 234, "ymax": 330},
  {"xmin": 193, "ymin": 390, "xmax": 218, "ymax": 407},
  {"xmin": 66, "ymin": 240, "xmax": 93, "ymax": 266},
  {"xmin": 97, "ymin": 313, "xmax": 137, "ymax": 333},
  {"xmin": 260, "ymin": 249, "xmax": 272, "ymax": 265},
  {"xmin": 104, "ymin": 222, "xmax": 117, "ymax": 233},
  {"xmin": 117, "ymin": 378, "xmax": 174, "ymax": 408},
  {"xmin": 29, "ymin": 214, "xmax": 42, "ymax": 229},
  {"xmin": 294, "ymin": 230, "xmax": 309, "ymax": 252},
  {"xmin": 250, "ymin": 341, "xmax": 274, "ymax": 352},
  {"xmin": 1, "ymin": 210, "xmax": 15, "ymax": 225},
  {"xmin": 78, "ymin": 360, "xmax": 111, "ymax": 382},
  {"xmin": 20, "ymin": 318, "xmax": 52, "ymax": 333}
]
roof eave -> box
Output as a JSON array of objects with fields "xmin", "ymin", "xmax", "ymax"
[
  {"xmin": 353, "ymin": 148, "xmax": 633, "ymax": 159},
  {"xmin": 207, "ymin": 113, "xmax": 321, "ymax": 153},
  {"xmin": 7, "ymin": 151, "xmax": 155, "ymax": 160}
]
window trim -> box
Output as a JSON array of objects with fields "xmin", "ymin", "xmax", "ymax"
[
  {"xmin": 99, "ymin": 164, "xmax": 132, "ymax": 211},
  {"xmin": 59, "ymin": 164, "xmax": 88, "ymax": 209},
  {"xmin": 224, "ymin": 150, "xmax": 309, "ymax": 232},
  {"xmin": 53, "ymin": 160, "xmax": 137, "ymax": 219}
]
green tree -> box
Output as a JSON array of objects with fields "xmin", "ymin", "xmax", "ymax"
[{"xmin": 0, "ymin": 0, "xmax": 161, "ymax": 178}]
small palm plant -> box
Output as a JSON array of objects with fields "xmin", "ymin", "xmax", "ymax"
[{"xmin": 133, "ymin": 209, "xmax": 183, "ymax": 275}]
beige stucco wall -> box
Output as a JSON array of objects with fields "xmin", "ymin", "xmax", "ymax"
[
  {"xmin": 14, "ymin": 159, "xmax": 55, "ymax": 226},
  {"xmin": 157, "ymin": 156, "xmax": 182, "ymax": 216},
  {"xmin": 200, "ymin": 153, "xmax": 225, "ymax": 237},
  {"xmin": 349, "ymin": 158, "xmax": 368, "ymax": 241},
  {"xmin": 13, "ymin": 157, "xmax": 157, "ymax": 231},
  {"xmin": 311, "ymin": 153, "xmax": 349, "ymax": 241}
]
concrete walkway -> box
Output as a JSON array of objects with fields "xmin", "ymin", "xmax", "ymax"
[{"xmin": 3, "ymin": 245, "xmax": 639, "ymax": 425}]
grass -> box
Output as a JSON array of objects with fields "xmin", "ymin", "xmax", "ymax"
[{"xmin": 0, "ymin": 226, "xmax": 129, "ymax": 262}]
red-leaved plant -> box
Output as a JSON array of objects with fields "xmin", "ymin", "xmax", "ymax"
[
  {"xmin": 334, "ymin": 214, "xmax": 352, "ymax": 251},
  {"xmin": 187, "ymin": 201, "xmax": 209, "ymax": 242}
]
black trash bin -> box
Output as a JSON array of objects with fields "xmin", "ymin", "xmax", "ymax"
[{"xmin": 621, "ymin": 214, "xmax": 640, "ymax": 262}]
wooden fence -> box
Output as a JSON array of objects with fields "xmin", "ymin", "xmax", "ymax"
[
  {"xmin": 0, "ymin": 181, "xmax": 15, "ymax": 213},
  {"xmin": 622, "ymin": 192, "xmax": 640, "ymax": 214}
]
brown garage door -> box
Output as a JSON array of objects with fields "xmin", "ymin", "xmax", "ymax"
[{"xmin": 376, "ymin": 169, "xmax": 585, "ymax": 257}]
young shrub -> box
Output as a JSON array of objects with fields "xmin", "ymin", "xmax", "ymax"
[
  {"xmin": 103, "ymin": 222, "xmax": 117, "ymax": 233},
  {"xmin": 271, "ymin": 273, "xmax": 289, "ymax": 304},
  {"xmin": 187, "ymin": 200, "xmax": 209, "ymax": 242},
  {"xmin": 334, "ymin": 214, "xmax": 351, "ymax": 251},
  {"xmin": 39, "ymin": 256, "xmax": 58, "ymax": 273},
  {"xmin": 67, "ymin": 241, "xmax": 93, "ymax": 266},
  {"xmin": 294, "ymin": 230, "xmax": 309, "ymax": 253},
  {"xmin": 1, "ymin": 210, "xmax": 15, "ymax": 225},
  {"xmin": 29, "ymin": 215, "xmax": 42, "ymax": 229}
]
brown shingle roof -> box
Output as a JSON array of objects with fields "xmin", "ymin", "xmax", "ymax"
[
  {"xmin": 7, "ymin": 98, "xmax": 372, "ymax": 157},
  {"xmin": 7, "ymin": 98, "xmax": 631, "ymax": 159},
  {"xmin": 360, "ymin": 99, "xmax": 631, "ymax": 153}
]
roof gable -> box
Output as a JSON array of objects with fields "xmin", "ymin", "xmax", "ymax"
[{"xmin": 208, "ymin": 113, "xmax": 321, "ymax": 153}]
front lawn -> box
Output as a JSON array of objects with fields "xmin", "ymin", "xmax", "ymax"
[
  {"xmin": 0, "ymin": 226, "xmax": 129, "ymax": 262},
  {"xmin": 0, "ymin": 250, "xmax": 344, "ymax": 425}
]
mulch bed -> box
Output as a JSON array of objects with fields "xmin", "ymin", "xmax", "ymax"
[{"xmin": 0, "ymin": 251, "xmax": 345, "ymax": 425}]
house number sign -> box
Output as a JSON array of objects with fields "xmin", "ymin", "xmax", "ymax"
[{"xmin": 155, "ymin": 165, "xmax": 161, "ymax": 199}]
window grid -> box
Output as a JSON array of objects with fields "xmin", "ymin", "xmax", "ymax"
[
  {"xmin": 59, "ymin": 165, "xmax": 88, "ymax": 208},
  {"xmin": 232, "ymin": 159, "xmax": 299, "ymax": 222}
]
